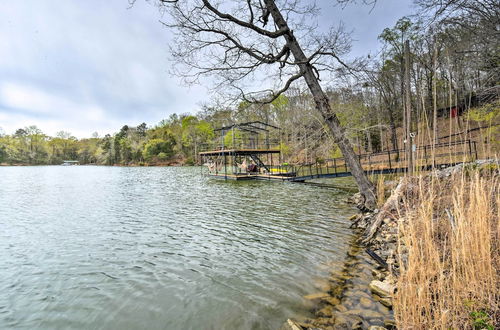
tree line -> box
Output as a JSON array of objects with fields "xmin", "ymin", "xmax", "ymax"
[
  {"xmin": 1, "ymin": 0, "xmax": 498, "ymax": 208},
  {"xmin": 0, "ymin": 116, "xmax": 213, "ymax": 166}
]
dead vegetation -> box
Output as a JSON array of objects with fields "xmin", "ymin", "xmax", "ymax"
[{"xmin": 391, "ymin": 166, "xmax": 499, "ymax": 328}]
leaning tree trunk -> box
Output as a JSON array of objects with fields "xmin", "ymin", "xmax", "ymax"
[{"xmin": 265, "ymin": 0, "xmax": 376, "ymax": 210}]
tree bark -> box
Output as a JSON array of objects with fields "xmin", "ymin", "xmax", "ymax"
[
  {"xmin": 404, "ymin": 40, "xmax": 413, "ymax": 175},
  {"xmin": 432, "ymin": 42, "xmax": 438, "ymax": 144},
  {"xmin": 264, "ymin": 0, "xmax": 376, "ymax": 209},
  {"xmin": 387, "ymin": 104, "xmax": 399, "ymax": 152}
]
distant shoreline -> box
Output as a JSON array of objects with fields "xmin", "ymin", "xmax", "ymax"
[{"xmin": 0, "ymin": 163, "xmax": 190, "ymax": 167}]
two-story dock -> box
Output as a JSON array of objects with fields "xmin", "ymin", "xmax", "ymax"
[{"xmin": 199, "ymin": 121, "xmax": 291, "ymax": 180}]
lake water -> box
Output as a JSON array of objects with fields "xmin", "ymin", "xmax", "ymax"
[{"xmin": 0, "ymin": 166, "xmax": 357, "ymax": 330}]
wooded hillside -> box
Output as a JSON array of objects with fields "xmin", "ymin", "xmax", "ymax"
[{"xmin": 1, "ymin": 0, "xmax": 498, "ymax": 166}]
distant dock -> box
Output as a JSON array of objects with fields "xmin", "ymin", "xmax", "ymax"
[{"xmin": 61, "ymin": 160, "xmax": 79, "ymax": 166}]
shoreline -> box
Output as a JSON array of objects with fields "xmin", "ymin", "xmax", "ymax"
[
  {"xmin": 282, "ymin": 212, "xmax": 396, "ymax": 330},
  {"xmin": 0, "ymin": 162, "xmax": 189, "ymax": 167},
  {"xmin": 284, "ymin": 159, "xmax": 499, "ymax": 330}
]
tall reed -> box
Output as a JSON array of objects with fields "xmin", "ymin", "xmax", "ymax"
[{"xmin": 394, "ymin": 171, "xmax": 499, "ymax": 328}]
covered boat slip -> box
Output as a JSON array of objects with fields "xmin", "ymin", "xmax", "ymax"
[
  {"xmin": 199, "ymin": 149, "xmax": 280, "ymax": 156},
  {"xmin": 200, "ymin": 148, "xmax": 286, "ymax": 180},
  {"xmin": 199, "ymin": 121, "xmax": 288, "ymax": 180}
]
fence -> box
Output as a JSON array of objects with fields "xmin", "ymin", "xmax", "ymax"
[{"xmin": 263, "ymin": 140, "xmax": 477, "ymax": 180}]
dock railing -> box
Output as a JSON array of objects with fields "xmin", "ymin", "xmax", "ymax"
[
  {"xmin": 199, "ymin": 137, "xmax": 281, "ymax": 152},
  {"xmin": 261, "ymin": 140, "xmax": 477, "ymax": 180}
]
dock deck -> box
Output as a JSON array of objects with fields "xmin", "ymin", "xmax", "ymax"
[
  {"xmin": 199, "ymin": 149, "xmax": 280, "ymax": 156},
  {"xmin": 207, "ymin": 173, "xmax": 293, "ymax": 180}
]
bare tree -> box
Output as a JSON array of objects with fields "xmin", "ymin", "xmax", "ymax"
[
  {"xmin": 143, "ymin": 0, "xmax": 376, "ymax": 209},
  {"xmin": 416, "ymin": 0, "xmax": 500, "ymax": 86}
]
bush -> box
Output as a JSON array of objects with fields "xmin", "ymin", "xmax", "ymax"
[
  {"xmin": 142, "ymin": 138, "xmax": 175, "ymax": 161},
  {"xmin": 470, "ymin": 310, "xmax": 494, "ymax": 330}
]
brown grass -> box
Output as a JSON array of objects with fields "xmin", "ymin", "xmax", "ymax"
[
  {"xmin": 394, "ymin": 171, "xmax": 499, "ymax": 329},
  {"xmin": 376, "ymin": 174, "xmax": 386, "ymax": 207}
]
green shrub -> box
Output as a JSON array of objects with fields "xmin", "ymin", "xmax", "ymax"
[
  {"xmin": 142, "ymin": 138, "xmax": 175, "ymax": 161},
  {"xmin": 470, "ymin": 310, "xmax": 494, "ymax": 330}
]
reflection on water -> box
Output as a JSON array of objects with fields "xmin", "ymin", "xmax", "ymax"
[{"xmin": 0, "ymin": 166, "xmax": 356, "ymax": 330}]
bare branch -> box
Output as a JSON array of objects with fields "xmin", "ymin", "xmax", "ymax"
[{"xmin": 201, "ymin": 0, "xmax": 289, "ymax": 38}]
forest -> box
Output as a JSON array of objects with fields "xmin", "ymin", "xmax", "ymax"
[{"xmin": 0, "ymin": 0, "xmax": 498, "ymax": 167}]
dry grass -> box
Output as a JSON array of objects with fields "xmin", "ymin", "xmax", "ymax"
[
  {"xmin": 376, "ymin": 174, "xmax": 386, "ymax": 207},
  {"xmin": 394, "ymin": 171, "xmax": 499, "ymax": 329}
]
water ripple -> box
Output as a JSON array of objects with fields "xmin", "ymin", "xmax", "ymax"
[{"xmin": 0, "ymin": 166, "xmax": 356, "ymax": 329}]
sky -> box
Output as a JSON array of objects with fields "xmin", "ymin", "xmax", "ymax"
[{"xmin": 0, "ymin": 0, "xmax": 414, "ymax": 138}]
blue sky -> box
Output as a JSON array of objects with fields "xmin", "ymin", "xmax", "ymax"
[{"xmin": 0, "ymin": 0, "xmax": 414, "ymax": 138}]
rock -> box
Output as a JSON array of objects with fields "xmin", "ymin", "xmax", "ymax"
[
  {"xmin": 330, "ymin": 270, "xmax": 344, "ymax": 277},
  {"xmin": 318, "ymin": 305, "xmax": 334, "ymax": 317},
  {"xmin": 360, "ymin": 297, "xmax": 372, "ymax": 308},
  {"xmin": 322, "ymin": 296, "xmax": 341, "ymax": 305},
  {"xmin": 347, "ymin": 250, "xmax": 358, "ymax": 258},
  {"xmin": 345, "ymin": 309, "xmax": 383, "ymax": 319},
  {"xmin": 362, "ymin": 310, "xmax": 384, "ymax": 319},
  {"xmin": 331, "ymin": 286, "xmax": 344, "ymax": 297},
  {"xmin": 342, "ymin": 298, "xmax": 355, "ymax": 309},
  {"xmin": 351, "ymin": 320, "xmax": 363, "ymax": 329},
  {"xmin": 312, "ymin": 317, "xmax": 333, "ymax": 327},
  {"xmin": 369, "ymin": 280, "xmax": 394, "ymax": 297},
  {"xmin": 351, "ymin": 290, "xmax": 371, "ymax": 299},
  {"xmin": 377, "ymin": 296, "xmax": 392, "ymax": 308},
  {"xmin": 337, "ymin": 273, "xmax": 353, "ymax": 280},
  {"xmin": 384, "ymin": 318, "xmax": 396, "ymax": 328},
  {"xmin": 386, "ymin": 242, "xmax": 397, "ymax": 252},
  {"xmin": 348, "ymin": 192, "xmax": 363, "ymax": 205},
  {"xmin": 280, "ymin": 319, "xmax": 304, "ymax": 330},
  {"xmin": 335, "ymin": 304, "xmax": 348, "ymax": 312},
  {"xmin": 334, "ymin": 314, "xmax": 350, "ymax": 328},
  {"xmin": 376, "ymin": 306, "xmax": 391, "ymax": 318},
  {"xmin": 432, "ymin": 161, "xmax": 485, "ymax": 178},
  {"xmin": 347, "ymin": 192, "xmax": 371, "ymax": 211},
  {"xmin": 304, "ymin": 292, "xmax": 330, "ymax": 300},
  {"xmin": 368, "ymin": 326, "xmax": 387, "ymax": 330}
]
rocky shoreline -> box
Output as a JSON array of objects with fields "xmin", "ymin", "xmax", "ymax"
[
  {"xmin": 282, "ymin": 159, "xmax": 499, "ymax": 330},
  {"xmin": 281, "ymin": 203, "xmax": 398, "ymax": 329}
]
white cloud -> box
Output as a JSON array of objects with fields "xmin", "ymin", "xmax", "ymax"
[
  {"xmin": 85, "ymin": 105, "xmax": 105, "ymax": 122},
  {"xmin": 0, "ymin": 0, "xmax": 412, "ymax": 138},
  {"xmin": 0, "ymin": 0, "xmax": 208, "ymax": 137},
  {"xmin": 0, "ymin": 82, "xmax": 122, "ymax": 138},
  {"xmin": 0, "ymin": 108, "xmax": 123, "ymax": 139},
  {"xmin": 1, "ymin": 82, "xmax": 70, "ymax": 115}
]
